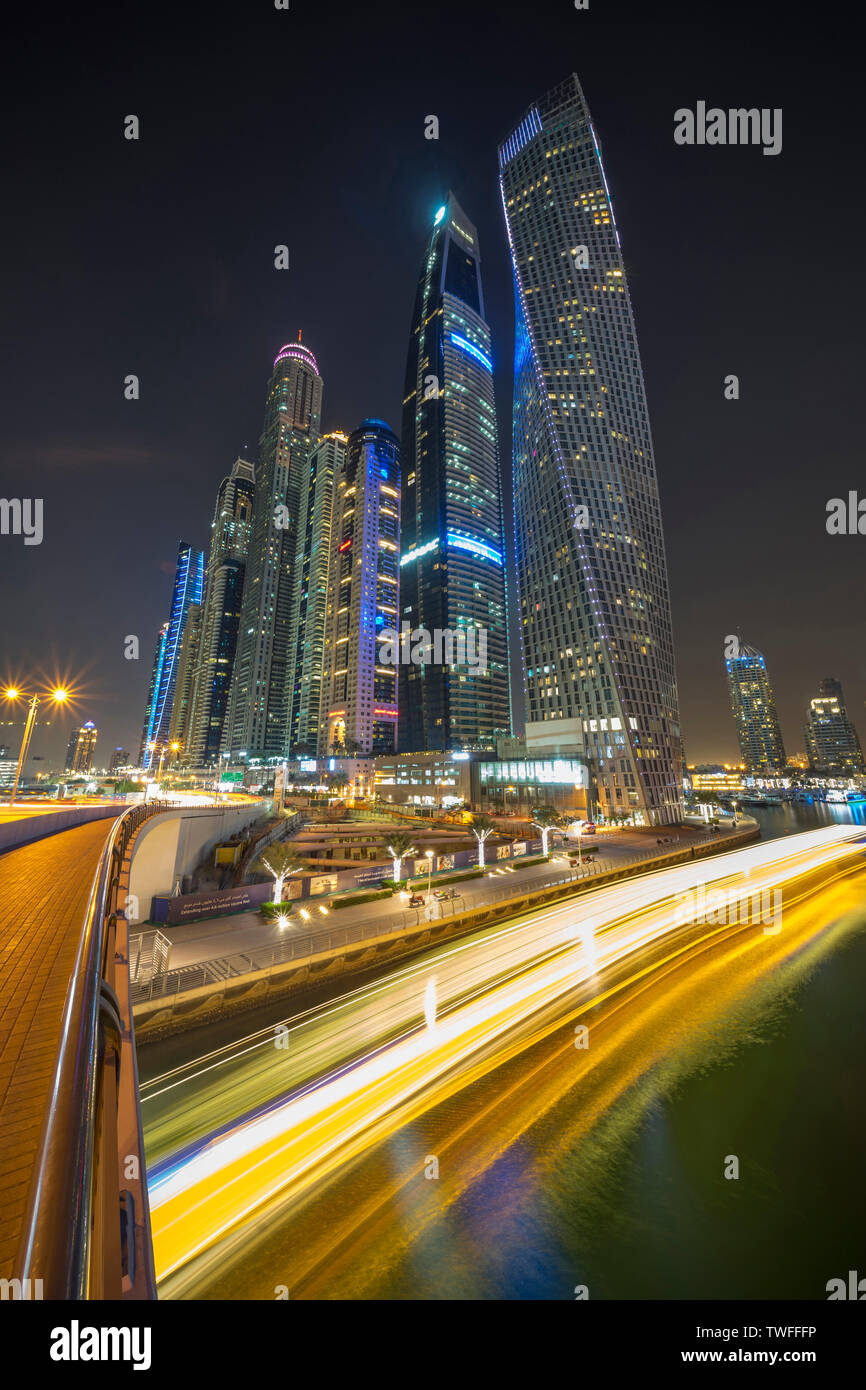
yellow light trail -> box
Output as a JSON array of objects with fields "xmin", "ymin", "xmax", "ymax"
[{"xmin": 147, "ymin": 824, "xmax": 865, "ymax": 1283}]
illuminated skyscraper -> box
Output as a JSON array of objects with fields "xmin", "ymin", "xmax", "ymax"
[
  {"xmin": 288, "ymin": 432, "xmax": 346, "ymax": 756},
  {"xmin": 65, "ymin": 721, "xmax": 97, "ymax": 774},
  {"xmin": 169, "ymin": 602, "xmax": 201, "ymax": 750},
  {"xmin": 139, "ymin": 623, "xmax": 168, "ymax": 767},
  {"xmin": 322, "ymin": 419, "xmax": 400, "ymax": 756},
  {"xmin": 140, "ymin": 542, "xmax": 205, "ymax": 769},
  {"xmin": 186, "ymin": 457, "xmax": 255, "ymax": 764},
  {"xmin": 400, "ymin": 193, "xmax": 511, "ymax": 752},
  {"xmin": 499, "ymin": 75, "xmax": 682, "ymax": 824},
  {"xmin": 222, "ymin": 339, "xmax": 323, "ymax": 762},
  {"xmin": 804, "ymin": 677, "xmax": 863, "ymax": 775},
  {"xmin": 725, "ymin": 640, "xmax": 786, "ymax": 774}
]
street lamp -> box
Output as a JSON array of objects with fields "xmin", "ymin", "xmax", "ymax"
[
  {"xmin": 425, "ymin": 848, "xmax": 434, "ymax": 901},
  {"xmin": 3, "ymin": 685, "xmax": 69, "ymax": 806}
]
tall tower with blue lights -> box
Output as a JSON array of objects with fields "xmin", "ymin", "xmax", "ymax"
[
  {"xmin": 140, "ymin": 541, "xmax": 205, "ymax": 769},
  {"xmin": 399, "ymin": 193, "xmax": 511, "ymax": 753}
]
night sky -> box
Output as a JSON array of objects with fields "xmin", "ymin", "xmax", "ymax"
[{"xmin": 2, "ymin": 0, "xmax": 863, "ymax": 771}]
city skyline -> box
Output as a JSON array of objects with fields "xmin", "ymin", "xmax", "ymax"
[
  {"xmin": 2, "ymin": 6, "xmax": 863, "ymax": 772},
  {"xmin": 2, "ymin": 0, "xmax": 865, "ymax": 1331}
]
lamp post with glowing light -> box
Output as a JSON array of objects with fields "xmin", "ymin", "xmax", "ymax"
[
  {"xmin": 3, "ymin": 686, "xmax": 69, "ymax": 806},
  {"xmin": 425, "ymin": 848, "xmax": 434, "ymax": 901}
]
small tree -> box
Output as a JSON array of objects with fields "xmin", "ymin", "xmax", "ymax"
[
  {"xmin": 256, "ymin": 843, "xmax": 307, "ymax": 903},
  {"xmin": 531, "ymin": 806, "xmax": 563, "ymax": 856},
  {"xmin": 328, "ymin": 771, "xmax": 350, "ymax": 796},
  {"xmin": 470, "ymin": 814, "xmax": 497, "ymax": 869},
  {"xmin": 386, "ymin": 831, "xmax": 416, "ymax": 883}
]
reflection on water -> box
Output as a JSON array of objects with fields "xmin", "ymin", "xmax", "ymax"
[
  {"xmin": 371, "ymin": 882, "xmax": 866, "ymax": 1300},
  {"xmin": 748, "ymin": 798, "xmax": 866, "ymax": 841}
]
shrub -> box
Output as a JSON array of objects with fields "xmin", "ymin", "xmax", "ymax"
[
  {"xmin": 331, "ymin": 888, "xmax": 394, "ymax": 909},
  {"xmin": 260, "ymin": 901, "xmax": 295, "ymax": 921},
  {"xmin": 407, "ymin": 868, "xmax": 484, "ymax": 890}
]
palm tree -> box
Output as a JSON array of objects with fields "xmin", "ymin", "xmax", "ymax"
[
  {"xmin": 256, "ymin": 842, "xmax": 307, "ymax": 903},
  {"xmin": 531, "ymin": 806, "xmax": 562, "ymax": 856},
  {"xmin": 470, "ymin": 813, "xmax": 497, "ymax": 869},
  {"xmin": 386, "ymin": 831, "xmax": 416, "ymax": 883}
]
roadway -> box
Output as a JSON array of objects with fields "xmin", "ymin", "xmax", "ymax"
[
  {"xmin": 140, "ymin": 823, "xmax": 866, "ymax": 1297},
  {"xmin": 0, "ymin": 817, "xmax": 116, "ymax": 1278}
]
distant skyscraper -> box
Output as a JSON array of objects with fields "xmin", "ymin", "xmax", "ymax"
[
  {"xmin": 288, "ymin": 431, "xmax": 346, "ymax": 756},
  {"xmin": 186, "ymin": 457, "xmax": 255, "ymax": 764},
  {"xmin": 804, "ymin": 678, "xmax": 864, "ymax": 775},
  {"xmin": 322, "ymin": 419, "xmax": 400, "ymax": 756},
  {"xmin": 110, "ymin": 747, "xmax": 128, "ymax": 773},
  {"xmin": 222, "ymin": 339, "xmax": 323, "ymax": 762},
  {"xmin": 499, "ymin": 75, "xmax": 682, "ymax": 824},
  {"xmin": 140, "ymin": 622, "xmax": 168, "ymax": 766},
  {"xmin": 400, "ymin": 193, "xmax": 511, "ymax": 752},
  {"xmin": 65, "ymin": 721, "xmax": 97, "ymax": 774},
  {"xmin": 725, "ymin": 640, "xmax": 786, "ymax": 774},
  {"xmin": 169, "ymin": 601, "xmax": 202, "ymax": 750},
  {"xmin": 140, "ymin": 541, "xmax": 205, "ymax": 769}
]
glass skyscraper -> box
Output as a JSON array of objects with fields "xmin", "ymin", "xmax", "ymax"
[
  {"xmin": 222, "ymin": 339, "xmax": 322, "ymax": 762},
  {"xmin": 499, "ymin": 75, "xmax": 682, "ymax": 825},
  {"xmin": 725, "ymin": 640, "xmax": 786, "ymax": 774},
  {"xmin": 139, "ymin": 541, "xmax": 205, "ymax": 769},
  {"xmin": 185, "ymin": 456, "xmax": 255, "ymax": 764},
  {"xmin": 399, "ymin": 192, "xmax": 511, "ymax": 752},
  {"xmin": 288, "ymin": 431, "xmax": 346, "ymax": 756},
  {"xmin": 322, "ymin": 419, "xmax": 400, "ymax": 756}
]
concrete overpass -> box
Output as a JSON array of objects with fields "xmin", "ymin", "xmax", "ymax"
[{"xmin": 0, "ymin": 797, "xmax": 265, "ymax": 1299}]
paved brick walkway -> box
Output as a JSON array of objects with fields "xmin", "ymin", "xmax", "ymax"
[{"xmin": 0, "ymin": 819, "xmax": 114, "ymax": 1279}]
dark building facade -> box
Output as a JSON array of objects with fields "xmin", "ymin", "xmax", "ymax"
[
  {"xmin": 399, "ymin": 193, "xmax": 511, "ymax": 753},
  {"xmin": 804, "ymin": 677, "xmax": 864, "ymax": 775},
  {"xmin": 186, "ymin": 456, "xmax": 255, "ymax": 764}
]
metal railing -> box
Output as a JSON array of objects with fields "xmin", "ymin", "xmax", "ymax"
[
  {"xmin": 132, "ymin": 828, "xmax": 755, "ymax": 1007},
  {"xmin": 14, "ymin": 799, "xmax": 181, "ymax": 1300}
]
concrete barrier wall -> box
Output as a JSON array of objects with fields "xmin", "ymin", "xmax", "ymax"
[
  {"xmin": 0, "ymin": 804, "xmax": 122, "ymax": 854},
  {"xmin": 128, "ymin": 801, "xmax": 267, "ymax": 921}
]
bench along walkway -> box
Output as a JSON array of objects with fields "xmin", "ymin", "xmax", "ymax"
[{"xmin": 0, "ymin": 818, "xmax": 113, "ymax": 1280}]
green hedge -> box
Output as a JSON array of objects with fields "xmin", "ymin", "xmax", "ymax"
[
  {"xmin": 259, "ymin": 901, "xmax": 295, "ymax": 920},
  {"xmin": 408, "ymin": 868, "xmax": 485, "ymax": 890},
  {"xmin": 331, "ymin": 887, "xmax": 394, "ymax": 909}
]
